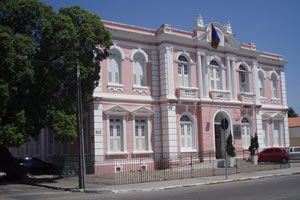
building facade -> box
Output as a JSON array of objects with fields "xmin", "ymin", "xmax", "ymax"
[{"xmin": 10, "ymin": 16, "xmax": 290, "ymax": 174}]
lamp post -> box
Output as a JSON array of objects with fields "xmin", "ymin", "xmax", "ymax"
[{"xmin": 76, "ymin": 59, "xmax": 86, "ymax": 189}]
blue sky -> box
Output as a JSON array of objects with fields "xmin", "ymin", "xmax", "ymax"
[{"xmin": 41, "ymin": 0, "xmax": 300, "ymax": 114}]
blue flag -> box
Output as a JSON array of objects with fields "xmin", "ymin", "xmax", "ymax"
[{"xmin": 211, "ymin": 24, "xmax": 220, "ymax": 49}]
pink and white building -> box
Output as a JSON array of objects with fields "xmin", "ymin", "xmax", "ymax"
[{"xmin": 11, "ymin": 16, "xmax": 290, "ymax": 174}]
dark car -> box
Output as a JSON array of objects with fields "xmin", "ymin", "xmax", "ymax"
[
  {"xmin": 257, "ymin": 147, "xmax": 289, "ymax": 164},
  {"xmin": 19, "ymin": 157, "xmax": 56, "ymax": 175}
]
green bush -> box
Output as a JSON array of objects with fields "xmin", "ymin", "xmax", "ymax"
[
  {"xmin": 226, "ymin": 133, "xmax": 236, "ymax": 157},
  {"xmin": 248, "ymin": 133, "xmax": 259, "ymax": 155}
]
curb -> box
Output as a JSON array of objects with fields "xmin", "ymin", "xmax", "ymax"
[{"xmin": 22, "ymin": 170, "xmax": 300, "ymax": 194}]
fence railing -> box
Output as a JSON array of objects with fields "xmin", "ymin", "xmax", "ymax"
[{"xmin": 50, "ymin": 150, "xmax": 291, "ymax": 185}]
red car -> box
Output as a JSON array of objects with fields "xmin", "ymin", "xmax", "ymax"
[{"xmin": 257, "ymin": 147, "xmax": 289, "ymax": 164}]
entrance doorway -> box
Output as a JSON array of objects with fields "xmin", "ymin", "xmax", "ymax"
[
  {"xmin": 215, "ymin": 124, "xmax": 223, "ymax": 159},
  {"xmin": 214, "ymin": 112, "xmax": 231, "ymax": 159}
]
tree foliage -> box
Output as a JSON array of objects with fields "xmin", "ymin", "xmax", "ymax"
[
  {"xmin": 248, "ymin": 133, "xmax": 259, "ymax": 156},
  {"xmin": 0, "ymin": 0, "xmax": 112, "ymax": 147},
  {"xmin": 288, "ymin": 107, "xmax": 298, "ymax": 118},
  {"xmin": 226, "ymin": 132, "xmax": 235, "ymax": 157}
]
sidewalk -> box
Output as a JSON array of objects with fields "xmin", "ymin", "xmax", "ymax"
[{"xmin": 23, "ymin": 163, "xmax": 300, "ymax": 194}]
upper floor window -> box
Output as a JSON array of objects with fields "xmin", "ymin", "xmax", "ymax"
[
  {"xmin": 210, "ymin": 60, "xmax": 221, "ymax": 90},
  {"xmin": 178, "ymin": 55, "xmax": 190, "ymax": 87},
  {"xmin": 180, "ymin": 115, "xmax": 195, "ymax": 151},
  {"xmin": 239, "ymin": 65, "xmax": 249, "ymax": 93},
  {"xmin": 271, "ymin": 73, "xmax": 279, "ymax": 98},
  {"xmin": 258, "ymin": 70, "xmax": 265, "ymax": 97},
  {"xmin": 108, "ymin": 50, "xmax": 122, "ymax": 84},
  {"xmin": 133, "ymin": 53, "xmax": 146, "ymax": 86}
]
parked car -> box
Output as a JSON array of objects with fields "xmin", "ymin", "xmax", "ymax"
[
  {"xmin": 289, "ymin": 146, "xmax": 300, "ymax": 160},
  {"xmin": 257, "ymin": 147, "xmax": 289, "ymax": 164},
  {"xmin": 18, "ymin": 157, "xmax": 56, "ymax": 175}
]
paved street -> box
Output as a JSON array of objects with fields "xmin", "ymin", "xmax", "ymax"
[{"xmin": 1, "ymin": 174, "xmax": 300, "ymax": 200}]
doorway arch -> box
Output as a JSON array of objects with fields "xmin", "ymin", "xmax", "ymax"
[{"xmin": 214, "ymin": 111, "xmax": 232, "ymax": 159}]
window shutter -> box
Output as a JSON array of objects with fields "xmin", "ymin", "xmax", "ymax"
[
  {"xmin": 115, "ymin": 72, "xmax": 119, "ymax": 83},
  {"xmin": 109, "ymin": 72, "xmax": 112, "ymax": 83}
]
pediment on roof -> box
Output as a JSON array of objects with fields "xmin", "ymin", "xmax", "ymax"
[
  {"xmin": 104, "ymin": 105, "xmax": 129, "ymax": 115},
  {"xmin": 131, "ymin": 107, "xmax": 154, "ymax": 116},
  {"xmin": 194, "ymin": 22, "xmax": 240, "ymax": 50}
]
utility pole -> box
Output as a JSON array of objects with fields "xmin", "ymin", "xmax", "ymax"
[{"xmin": 76, "ymin": 59, "xmax": 86, "ymax": 189}]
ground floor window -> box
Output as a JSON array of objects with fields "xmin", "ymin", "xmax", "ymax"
[
  {"xmin": 241, "ymin": 118, "xmax": 251, "ymax": 149},
  {"xmin": 109, "ymin": 118, "xmax": 123, "ymax": 152},
  {"xmin": 273, "ymin": 121, "xmax": 283, "ymax": 146},
  {"xmin": 134, "ymin": 119, "xmax": 148, "ymax": 151},
  {"xmin": 180, "ymin": 115, "xmax": 194, "ymax": 151},
  {"xmin": 262, "ymin": 120, "xmax": 269, "ymax": 147}
]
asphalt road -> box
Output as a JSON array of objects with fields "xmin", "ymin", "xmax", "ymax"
[{"xmin": 1, "ymin": 174, "xmax": 300, "ymax": 200}]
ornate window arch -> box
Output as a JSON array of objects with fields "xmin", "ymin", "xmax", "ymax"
[
  {"xmin": 239, "ymin": 64, "xmax": 250, "ymax": 93},
  {"xmin": 258, "ymin": 69, "xmax": 266, "ymax": 97},
  {"xmin": 180, "ymin": 114, "xmax": 195, "ymax": 151},
  {"xmin": 108, "ymin": 48, "xmax": 123, "ymax": 84},
  {"xmin": 177, "ymin": 55, "xmax": 191, "ymax": 87},
  {"xmin": 209, "ymin": 59, "xmax": 222, "ymax": 90},
  {"xmin": 132, "ymin": 52, "xmax": 147, "ymax": 86},
  {"xmin": 270, "ymin": 71, "xmax": 279, "ymax": 98}
]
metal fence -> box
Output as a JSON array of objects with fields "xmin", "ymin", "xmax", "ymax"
[{"xmin": 50, "ymin": 150, "xmax": 291, "ymax": 185}]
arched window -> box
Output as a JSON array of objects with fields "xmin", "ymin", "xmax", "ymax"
[
  {"xmin": 178, "ymin": 55, "xmax": 190, "ymax": 87},
  {"xmin": 258, "ymin": 71, "xmax": 265, "ymax": 97},
  {"xmin": 271, "ymin": 73, "xmax": 279, "ymax": 98},
  {"xmin": 241, "ymin": 117, "xmax": 251, "ymax": 149},
  {"xmin": 239, "ymin": 65, "xmax": 249, "ymax": 93},
  {"xmin": 180, "ymin": 115, "xmax": 195, "ymax": 151},
  {"xmin": 133, "ymin": 52, "xmax": 146, "ymax": 86},
  {"xmin": 108, "ymin": 49, "xmax": 122, "ymax": 84},
  {"xmin": 210, "ymin": 60, "xmax": 221, "ymax": 90}
]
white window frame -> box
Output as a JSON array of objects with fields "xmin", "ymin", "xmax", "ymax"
[
  {"xmin": 133, "ymin": 119, "xmax": 148, "ymax": 152},
  {"xmin": 108, "ymin": 50, "xmax": 122, "ymax": 85},
  {"xmin": 209, "ymin": 60, "xmax": 222, "ymax": 90},
  {"xmin": 273, "ymin": 120, "xmax": 283, "ymax": 147},
  {"xmin": 133, "ymin": 52, "xmax": 147, "ymax": 87},
  {"xmin": 132, "ymin": 107, "xmax": 153, "ymax": 154},
  {"xmin": 239, "ymin": 65, "xmax": 250, "ymax": 93},
  {"xmin": 241, "ymin": 117, "xmax": 251, "ymax": 149},
  {"xmin": 271, "ymin": 74, "xmax": 279, "ymax": 99},
  {"xmin": 180, "ymin": 115, "xmax": 196, "ymax": 152},
  {"xmin": 178, "ymin": 55, "xmax": 191, "ymax": 87},
  {"xmin": 258, "ymin": 71, "xmax": 265, "ymax": 97},
  {"xmin": 262, "ymin": 120, "xmax": 270, "ymax": 147}
]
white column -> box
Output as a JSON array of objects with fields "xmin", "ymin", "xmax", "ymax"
[
  {"xmin": 92, "ymin": 103, "xmax": 104, "ymax": 159},
  {"xmin": 226, "ymin": 57, "xmax": 231, "ymax": 95},
  {"xmin": 280, "ymin": 71, "xmax": 288, "ymax": 107},
  {"xmin": 132, "ymin": 115, "xmax": 136, "ymax": 151},
  {"xmin": 231, "ymin": 59, "xmax": 237, "ymax": 100},
  {"xmin": 122, "ymin": 115, "xmax": 127, "ymax": 152},
  {"xmin": 166, "ymin": 46, "xmax": 175, "ymax": 99},
  {"xmin": 161, "ymin": 104, "xmax": 177, "ymax": 153},
  {"xmin": 253, "ymin": 61, "xmax": 260, "ymax": 104},
  {"xmin": 283, "ymin": 112, "xmax": 290, "ymax": 147},
  {"xmin": 147, "ymin": 116, "xmax": 152, "ymax": 151},
  {"xmin": 221, "ymin": 65, "xmax": 226, "ymax": 90},
  {"xmin": 203, "ymin": 54, "xmax": 209, "ymax": 98},
  {"xmin": 196, "ymin": 51, "xmax": 204, "ymax": 98}
]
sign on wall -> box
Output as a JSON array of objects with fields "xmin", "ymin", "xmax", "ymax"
[{"xmin": 233, "ymin": 125, "xmax": 241, "ymax": 139}]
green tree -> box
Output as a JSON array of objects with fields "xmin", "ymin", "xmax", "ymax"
[
  {"xmin": 288, "ymin": 107, "xmax": 298, "ymax": 118},
  {"xmin": 0, "ymin": 0, "xmax": 112, "ymax": 178},
  {"xmin": 226, "ymin": 133, "xmax": 235, "ymax": 157},
  {"xmin": 248, "ymin": 133, "xmax": 259, "ymax": 156}
]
